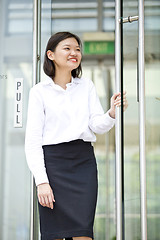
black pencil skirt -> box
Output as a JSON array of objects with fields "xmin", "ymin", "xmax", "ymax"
[{"xmin": 38, "ymin": 139, "xmax": 98, "ymax": 240}]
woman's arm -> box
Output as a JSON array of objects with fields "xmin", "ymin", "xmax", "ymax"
[
  {"xmin": 25, "ymin": 87, "xmax": 55, "ymax": 209},
  {"xmin": 88, "ymin": 80, "xmax": 127, "ymax": 134},
  {"xmin": 25, "ymin": 87, "xmax": 49, "ymax": 186}
]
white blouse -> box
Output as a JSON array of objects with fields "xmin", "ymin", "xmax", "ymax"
[{"xmin": 25, "ymin": 76, "xmax": 115, "ymax": 186}]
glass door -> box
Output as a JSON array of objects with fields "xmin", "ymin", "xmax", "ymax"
[
  {"xmin": 31, "ymin": 0, "xmax": 52, "ymax": 239},
  {"xmin": 83, "ymin": 62, "xmax": 116, "ymax": 240},
  {"xmin": 145, "ymin": 1, "xmax": 160, "ymax": 239},
  {"xmin": 0, "ymin": 0, "xmax": 33, "ymax": 239},
  {"xmin": 115, "ymin": 0, "xmax": 160, "ymax": 240},
  {"xmin": 122, "ymin": 1, "xmax": 141, "ymax": 240}
]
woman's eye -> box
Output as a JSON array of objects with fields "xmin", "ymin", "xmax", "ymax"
[
  {"xmin": 76, "ymin": 49, "xmax": 81, "ymax": 52},
  {"xmin": 65, "ymin": 48, "xmax": 70, "ymax": 50}
]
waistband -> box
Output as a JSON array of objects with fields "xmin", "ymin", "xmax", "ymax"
[{"xmin": 43, "ymin": 139, "xmax": 92, "ymax": 147}]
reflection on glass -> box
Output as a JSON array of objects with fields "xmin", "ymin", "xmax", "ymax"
[
  {"xmin": 82, "ymin": 65, "xmax": 116, "ymax": 240},
  {"xmin": 51, "ymin": 0, "xmax": 97, "ymax": 33},
  {"xmin": 103, "ymin": 0, "xmax": 115, "ymax": 31},
  {"xmin": 123, "ymin": 1, "xmax": 160, "ymax": 240},
  {"xmin": 145, "ymin": 2, "xmax": 160, "ymax": 238},
  {"xmin": 122, "ymin": 0, "xmax": 141, "ymax": 239},
  {"xmin": 0, "ymin": 0, "xmax": 33, "ymax": 239}
]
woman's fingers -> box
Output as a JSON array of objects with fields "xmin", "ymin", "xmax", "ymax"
[
  {"xmin": 38, "ymin": 195, "xmax": 46, "ymax": 207},
  {"xmin": 37, "ymin": 183, "xmax": 55, "ymax": 209},
  {"xmin": 109, "ymin": 91, "xmax": 128, "ymax": 118},
  {"xmin": 123, "ymin": 98, "xmax": 128, "ymax": 111},
  {"xmin": 39, "ymin": 195, "xmax": 53, "ymax": 209},
  {"xmin": 112, "ymin": 92, "xmax": 121, "ymax": 100},
  {"xmin": 44, "ymin": 196, "xmax": 50, "ymax": 208},
  {"xmin": 48, "ymin": 194, "xmax": 54, "ymax": 209},
  {"xmin": 114, "ymin": 91, "xmax": 127, "ymax": 108},
  {"xmin": 51, "ymin": 191, "xmax": 56, "ymax": 203}
]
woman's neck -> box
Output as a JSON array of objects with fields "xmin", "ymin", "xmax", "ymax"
[{"xmin": 53, "ymin": 70, "xmax": 72, "ymax": 89}]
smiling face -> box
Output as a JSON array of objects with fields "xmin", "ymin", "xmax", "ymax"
[{"xmin": 47, "ymin": 37, "xmax": 82, "ymax": 73}]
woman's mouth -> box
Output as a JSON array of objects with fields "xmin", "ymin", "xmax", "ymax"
[{"xmin": 68, "ymin": 58, "xmax": 77, "ymax": 62}]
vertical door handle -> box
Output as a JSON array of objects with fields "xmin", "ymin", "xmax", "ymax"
[
  {"xmin": 115, "ymin": 0, "xmax": 123, "ymax": 239},
  {"xmin": 138, "ymin": 0, "xmax": 147, "ymax": 239},
  {"xmin": 116, "ymin": 0, "xmax": 147, "ymax": 240},
  {"xmin": 137, "ymin": 47, "xmax": 139, "ymax": 102}
]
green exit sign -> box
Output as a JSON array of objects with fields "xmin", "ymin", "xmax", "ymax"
[{"xmin": 84, "ymin": 41, "xmax": 115, "ymax": 55}]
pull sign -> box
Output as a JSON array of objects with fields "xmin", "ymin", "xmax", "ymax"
[{"xmin": 14, "ymin": 78, "xmax": 23, "ymax": 128}]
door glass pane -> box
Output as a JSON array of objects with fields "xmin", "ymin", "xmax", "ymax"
[
  {"xmin": 83, "ymin": 63, "xmax": 116, "ymax": 240},
  {"xmin": 39, "ymin": 0, "xmax": 52, "ymax": 239},
  {"xmin": 51, "ymin": 0, "xmax": 98, "ymax": 33},
  {"xmin": 123, "ymin": 0, "xmax": 141, "ymax": 239},
  {"xmin": 0, "ymin": 0, "xmax": 33, "ymax": 239},
  {"xmin": 145, "ymin": 1, "xmax": 160, "ymax": 239},
  {"xmin": 103, "ymin": 0, "xmax": 115, "ymax": 31}
]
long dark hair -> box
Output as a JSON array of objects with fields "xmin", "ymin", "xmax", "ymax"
[{"xmin": 43, "ymin": 32, "xmax": 82, "ymax": 79}]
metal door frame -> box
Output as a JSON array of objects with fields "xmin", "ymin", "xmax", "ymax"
[
  {"xmin": 31, "ymin": 0, "xmax": 147, "ymax": 239},
  {"xmin": 115, "ymin": 0, "xmax": 147, "ymax": 239},
  {"xmin": 30, "ymin": 0, "xmax": 41, "ymax": 239}
]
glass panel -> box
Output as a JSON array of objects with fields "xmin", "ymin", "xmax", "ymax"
[
  {"xmin": 41, "ymin": 0, "xmax": 52, "ymax": 80},
  {"xmin": 0, "ymin": 0, "xmax": 33, "ymax": 239},
  {"xmin": 51, "ymin": 0, "xmax": 98, "ymax": 33},
  {"xmin": 145, "ymin": 1, "xmax": 160, "ymax": 239},
  {"xmin": 45, "ymin": 1, "xmax": 117, "ymax": 239},
  {"xmin": 122, "ymin": 0, "xmax": 141, "ymax": 239},
  {"xmin": 103, "ymin": 0, "xmax": 115, "ymax": 31},
  {"xmin": 38, "ymin": 0, "xmax": 52, "ymax": 239},
  {"xmin": 82, "ymin": 63, "xmax": 116, "ymax": 240}
]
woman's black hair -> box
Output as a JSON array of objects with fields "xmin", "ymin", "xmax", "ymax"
[{"xmin": 43, "ymin": 32, "xmax": 82, "ymax": 79}]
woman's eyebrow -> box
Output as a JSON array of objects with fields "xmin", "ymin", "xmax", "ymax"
[{"xmin": 62, "ymin": 44, "xmax": 80, "ymax": 48}]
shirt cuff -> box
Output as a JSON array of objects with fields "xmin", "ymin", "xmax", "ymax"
[
  {"xmin": 105, "ymin": 110, "xmax": 116, "ymax": 125},
  {"xmin": 34, "ymin": 172, "xmax": 49, "ymax": 186}
]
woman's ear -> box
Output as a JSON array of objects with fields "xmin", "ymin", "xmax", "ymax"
[{"xmin": 47, "ymin": 50, "xmax": 54, "ymax": 60}]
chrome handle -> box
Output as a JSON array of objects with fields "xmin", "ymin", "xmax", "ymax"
[
  {"xmin": 137, "ymin": 47, "xmax": 139, "ymax": 102},
  {"xmin": 115, "ymin": 0, "xmax": 123, "ymax": 239},
  {"xmin": 138, "ymin": 0, "xmax": 147, "ymax": 239},
  {"xmin": 119, "ymin": 15, "xmax": 139, "ymax": 23}
]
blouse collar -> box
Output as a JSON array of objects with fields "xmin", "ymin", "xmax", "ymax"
[{"xmin": 43, "ymin": 76, "xmax": 82, "ymax": 87}]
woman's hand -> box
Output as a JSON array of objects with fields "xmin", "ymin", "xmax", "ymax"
[
  {"xmin": 108, "ymin": 91, "xmax": 128, "ymax": 119},
  {"xmin": 37, "ymin": 183, "xmax": 55, "ymax": 209}
]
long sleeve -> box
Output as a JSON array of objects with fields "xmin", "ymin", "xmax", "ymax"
[
  {"xmin": 25, "ymin": 77, "xmax": 115, "ymax": 178},
  {"xmin": 88, "ymin": 80, "xmax": 115, "ymax": 134},
  {"xmin": 25, "ymin": 87, "xmax": 49, "ymax": 186}
]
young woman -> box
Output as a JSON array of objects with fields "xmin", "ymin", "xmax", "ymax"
[{"xmin": 25, "ymin": 32, "xmax": 127, "ymax": 240}]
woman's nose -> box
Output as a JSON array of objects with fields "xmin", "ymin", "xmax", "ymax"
[{"xmin": 70, "ymin": 50, "xmax": 77, "ymax": 56}]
